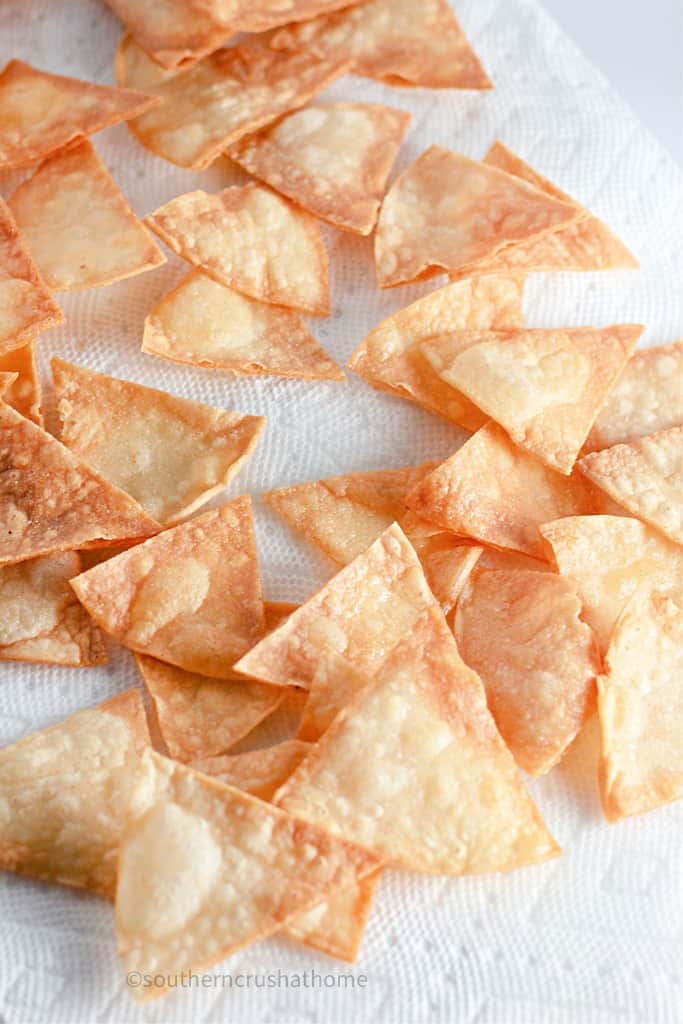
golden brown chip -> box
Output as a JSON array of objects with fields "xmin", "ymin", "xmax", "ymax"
[
  {"xmin": 142, "ymin": 271, "xmax": 344, "ymax": 380},
  {"xmin": 284, "ymin": 869, "xmax": 380, "ymax": 963},
  {"xmin": 276, "ymin": 606, "xmax": 560, "ymax": 873},
  {"xmin": 400, "ymin": 511, "xmax": 483, "ymax": 612},
  {"xmin": 0, "ymin": 689, "xmax": 149, "ymax": 896},
  {"xmin": 227, "ymin": 102, "xmax": 411, "ymax": 236},
  {"xmin": 422, "ymin": 325, "xmax": 643, "ymax": 473},
  {"xmin": 0, "ymin": 373, "xmax": 17, "ymax": 395},
  {"xmin": 197, "ymin": 0, "xmax": 368, "ymax": 31},
  {"xmin": 270, "ymin": 0, "xmax": 492, "ymax": 89},
  {"xmin": 347, "ymin": 275, "xmax": 525, "ymax": 428},
  {"xmin": 146, "ymin": 186, "xmax": 330, "ymax": 315},
  {"xmin": 0, "ymin": 59, "xmax": 160, "ymax": 169},
  {"xmin": 106, "ymin": 1, "xmax": 230, "ymax": 71},
  {"xmin": 116, "ymin": 750, "xmax": 382, "ymax": 1001},
  {"xmin": 8, "ymin": 140, "xmax": 165, "ymax": 291},
  {"xmin": 116, "ymin": 34, "xmax": 179, "ymax": 90},
  {"xmin": 53, "ymin": 358, "xmax": 265, "ymax": 525},
  {"xmin": 374, "ymin": 146, "xmax": 579, "ymax": 288},
  {"xmin": 194, "ymin": 740, "xmax": 312, "ymax": 800},
  {"xmin": 71, "ymin": 497, "xmax": 265, "ymax": 679},
  {"xmin": 474, "ymin": 545, "xmax": 553, "ymax": 573},
  {"xmin": 0, "ymin": 342, "xmax": 42, "ymax": 424}
]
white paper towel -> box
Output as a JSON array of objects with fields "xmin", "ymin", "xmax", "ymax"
[{"xmin": 1, "ymin": 1, "xmax": 682, "ymax": 1021}]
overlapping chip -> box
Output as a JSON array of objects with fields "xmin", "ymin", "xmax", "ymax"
[
  {"xmin": 0, "ymin": 342, "xmax": 42, "ymax": 424},
  {"xmin": 194, "ymin": 740, "xmax": 312, "ymax": 800},
  {"xmin": 106, "ymin": 0, "xmax": 230, "ymax": 71},
  {"xmin": 196, "ymin": 0, "xmax": 368, "ymax": 31},
  {"xmin": 116, "ymin": 34, "xmax": 177, "ymax": 90},
  {"xmin": 283, "ymin": 870, "xmax": 381, "ymax": 963}
]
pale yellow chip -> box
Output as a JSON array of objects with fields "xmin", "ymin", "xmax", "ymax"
[
  {"xmin": 128, "ymin": 42, "xmax": 349, "ymax": 170},
  {"xmin": 146, "ymin": 186, "xmax": 330, "ymax": 316},
  {"xmin": 0, "ymin": 59, "xmax": 160, "ymax": 169},
  {"xmin": 584, "ymin": 341, "xmax": 683, "ymax": 452},
  {"xmin": 106, "ymin": 2, "xmax": 230, "ymax": 71},
  {"xmin": 197, "ymin": 0, "xmax": 368, "ymax": 31},
  {"xmin": 0, "ymin": 342, "xmax": 42, "ymax": 424},
  {"xmin": 276, "ymin": 606, "xmax": 560, "ymax": 873},
  {"xmin": 53, "ymin": 358, "xmax": 265, "ymax": 525},
  {"xmin": 0, "ymin": 689, "xmax": 149, "ymax": 896},
  {"xmin": 228, "ymin": 102, "xmax": 411, "ymax": 236},
  {"xmin": 71, "ymin": 497, "xmax": 265, "ymax": 679},
  {"xmin": 271, "ymin": 0, "xmax": 492, "ymax": 89},
  {"xmin": 194, "ymin": 740, "xmax": 312, "ymax": 800},
  {"xmin": 540, "ymin": 515, "xmax": 683, "ymax": 652},
  {"xmin": 598, "ymin": 587, "xmax": 683, "ymax": 821},
  {"xmin": 8, "ymin": 140, "xmax": 165, "ymax": 292},
  {"xmin": 422, "ymin": 325, "xmax": 643, "ymax": 474},
  {"xmin": 347, "ymin": 275, "xmax": 525, "ymax": 429},
  {"xmin": 116, "ymin": 750, "xmax": 382, "ymax": 1000},
  {"xmin": 374, "ymin": 145, "xmax": 579, "ymax": 288},
  {"xmin": 406, "ymin": 422, "xmax": 599, "ymax": 559},
  {"xmin": 284, "ymin": 869, "xmax": 380, "ymax": 963},
  {"xmin": 142, "ymin": 271, "xmax": 344, "ymax": 380}
]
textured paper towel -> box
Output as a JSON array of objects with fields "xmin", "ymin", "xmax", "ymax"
[{"xmin": 1, "ymin": 1, "xmax": 682, "ymax": 1022}]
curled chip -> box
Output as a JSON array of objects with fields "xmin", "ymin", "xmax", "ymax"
[
  {"xmin": 194, "ymin": 740, "xmax": 312, "ymax": 801},
  {"xmin": 0, "ymin": 342, "xmax": 42, "ymax": 424},
  {"xmin": 105, "ymin": 0, "xmax": 230, "ymax": 71}
]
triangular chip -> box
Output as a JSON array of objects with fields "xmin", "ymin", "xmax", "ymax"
[
  {"xmin": 406, "ymin": 423, "xmax": 599, "ymax": 559},
  {"xmin": 276, "ymin": 606, "xmax": 560, "ymax": 873},
  {"xmin": 0, "ymin": 59, "xmax": 160, "ymax": 169},
  {"xmin": 0, "ymin": 690, "xmax": 149, "ymax": 895},
  {"xmin": 0, "ymin": 198, "xmax": 64, "ymax": 356},
  {"xmin": 270, "ymin": 0, "xmax": 492, "ymax": 89},
  {"xmin": 598, "ymin": 587, "xmax": 683, "ymax": 821},
  {"xmin": 422, "ymin": 325, "xmax": 643, "ymax": 473},
  {"xmin": 374, "ymin": 145, "xmax": 580, "ymax": 288},
  {"xmin": 0, "ymin": 342, "xmax": 42, "ymax": 424},
  {"xmin": 0, "ymin": 402, "xmax": 158, "ymax": 566},
  {"xmin": 196, "ymin": 0, "xmax": 368, "ymax": 31},
  {"xmin": 454, "ymin": 569, "xmax": 599, "ymax": 775},
  {"xmin": 540, "ymin": 515, "xmax": 683, "ymax": 651},
  {"xmin": 142, "ymin": 271, "xmax": 344, "ymax": 380},
  {"xmin": 584, "ymin": 341, "xmax": 683, "ymax": 451},
  {"xmin": 400, "ymin": 512, "xmax": 483, "ymax": 612},
  {"xmin": 146, "ymin": 186, "xmax": 330, "ymax": 315},
  {"xmin": 53, "ymin": 358, "xmax": 265, "ymax": 525},
  {"xmin": 71, "ymin": 497, "xmax": 265, "ymax": 678},
  {"xmin": 347, "ymin": 274, "xmax": 525, "ymax": 429},
  {"xmin": 116, "ymin": 750, "xmax": 382, "ymax": 1000},
  {"xmin": 194, "ymin": 740, "xmax": 312, "ymax": 801},
  {"xmin": 8, "ymin": 140, "xmax": 165, "ymax": 291},
  {"xmin": 106, "ymin": 1, "xmax": 230, "ymax": 71},
  {"xmin": 128, "ymin": 42, "xmax": 349, "ymax": 170},
  {"xmin": 227, "ymin": 102, "xmax": 411, "ymax": 236},
  {"xmin": 116, "ymin": 34, "xmax": 179, "ymax": 90}
]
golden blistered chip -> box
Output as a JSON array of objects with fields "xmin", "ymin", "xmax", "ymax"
[
  {"xmin": 194, "ymin": 740, "xmax": 312, "ymax": 801},
  {"xmin": 196, "ymin": 0, "xmax": 368, "ymax": 31},
  {"xmin": 106, "ymin": 1, "xmax": 230, "ymax": 71},
  {"xmin": 0, "ymin": 342, "xmax": 42, "ymax": 424}
]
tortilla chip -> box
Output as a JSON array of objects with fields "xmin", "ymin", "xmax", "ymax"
[
  {"xmin": 422, "ymin": 324, "xmax": 643, "ymax": 473},
  {"xmin": 598, "ymin": 587, "xmax": 683, "ymax": 822},
  {"xmin": 146, "ymin": 186, "xmax": 330, "ymax": 316},
  {"xmin": 142, "ymin": 271, "xmax": 344, "ymax": 380},
  {"xmin": 454, "ymin": 569, "xmax": 599, "ymax": 775},
  {"xmin": 0, "ymin": 372, "xmax": 17, "ymax": 394},
  {"xmin": 276, "ymin": 606, "xmax": 560, "ymax": 873},
  {"xmin": 406, "ymin": 423, "xmax": 598, "ymax": 559},
  {"xmin": 584, "ymin": 341, "xmax": 683, "ymax": 452},
  {"xmin": 116, "ymin": 34, "xmax": 179, "ymax": 90},
  {"xmin": 0, "ymin": 59, "xmax": 160, "ymax": 169},
  {"xmin": 284, "ymin": 869, "xmax": 380, "ymax": 963},
  {"xmin": 8, "ymin": 140, "xmax": 165, "ymax": 292},
  {"xmin": 71, "ymin": 497, "xmax": 265, "ymax": 679},
  {"xmin": 0, "ymin": 689, "xmax": 149, "ymax": 896},
  {"xmin": 194, "ymin": 740, "xmax": 312, "ymax": 800},
  {"xmin": 116, "ymin": 750, "xmax": 382, "ymax": 1001},
  {"xmin": 106, "ymin": 1, "xmax": 230, "ymax": 71},
  {"xmin": 271, "ymin": 0, "xmax": 492, "ymax": 89},
  {"xmin": 227, "ymin": 102, "xmax": 411, "ymax": 236},
  {"xmin": 0, "ymin": 342, "xmax": 42, "ymax": 424},
  {"xmin": 400, "ymin": 512, "xmax": 483, "ymax": 612},
  {"xmin": 0, "ymin": 199, "xmax": 64, "ymax": 356},
  {"xmin": 347, "ymin": 275, "xmax": 525, "ymax": 429},
  {"xmin": 375, "ymin": 145, "xmax": 579, "ymax": 288},
  {"xmin": 197, "ymin": 0, "xmax": 368, "ymax": 31},
  {"xmin": 475, "ymin": 545, "xmax": 553, "ymax": 573},
  {"xmin": 53, "ymin": 358, "xmax": 265, "ymax": 525},
  {"xmin": 128, "ymin": 43, "xmax": 349, "ymax": 171},
  {"xmin": 540, "ymin": 515, "xmax": 683, "ymax": 652}
]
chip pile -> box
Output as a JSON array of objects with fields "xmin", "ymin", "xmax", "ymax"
[{"xmin": 0, "ymin": 0, "xmax": 681, "ymax": 1005}]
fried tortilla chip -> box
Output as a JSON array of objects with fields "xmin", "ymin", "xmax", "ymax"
[
  {"xmin": 53, "ymin": 358, "xmax": 265, "ymax": 525},
  {"xmin": 375, "ymin": 146, "xmax": 579, "ymax": 288},
  {"xmin": 227, "ymin": 102, "xmax": 411, "ymax": 235},
  {"xmin": 197, "ymin": 0, "xmax": 367, "ymax": 31},
  {"xmin": 106, "ymin": 1, "xmax": 230, "ymax": 71},
  {"xmin": 475, "ymin": 545, "xmax": 553, "ymax": 573},
  {"xmin": 0, "ymin": 342, "xmax": 42, "ymax": 424},
  {"xmin": 116, "ymin": 34, "xmax": 179, "ymax": 90},
  {"xmin": 283, "ymin": 870, "xmax": 380, "ymax": 963},
  {"xmin": 194, "ymin": 740, "xmax": 312, "ymax": 800},
  {"xmin": 146, "ymin": 186, "xmax": 330, "ymax": 315},
  {"xmin": 598, "ymin": 587, "xmax": 683, "ymax": 821},
  {"xmin": 422, "ymin": 325, "xmax": 643, "ymax": 473},
  {"xmin": 116, "ymin": 750, "xmax": 382, "ymax": 1001},
  {"xmin": 0, "ymin": 199, "xmax": 64, "ymax": 356},
  {"xmin": 400, "ymin": 512, "xmax": 483, "ymax": 612},
  {"xmin": 271, "ymin": 0, "xmax": 492, "ymax": 89},
  {"xmin": 540, "ymin": 515, "xmax": 683, "ymax": 651},
  {"xmin": 0, "ymin": 373, "xmax": 17, "ymax": 394},
  {"xmin": 0, "ymin": 59, "xmax": 160, "ymax": 169},
  {"xmin": 128, "ymin": 43, "xmax": 349, "ymax": 170},
  {"xmin": 347, "ymin": 275, "xmax": 525, "ymax": 428},
  {"xmin": 406, "ymin": 423, "xmax": 598, "ymax": 559},
  {"xmin": 0, "ymin": 690, "xmax": 149, "ymax": 895},
  {"xmin": 454, "ymin": 569, "xmax": 599, "ymax": 775},
  {"xmin": 142, "ymin": 271, "xmax": 343, "ymax": 379},
  {"xmin": 71, "ymin": 498, "xmax": 265, "ymax": 679},
  {"xmin": 8, "ymin": 140, "xmax": 165, "ymax": 291},
  {"xmin": 584, "ymin": 341, "xmax": 683, "ymax": 451},
  {"xmin": 276, "ymin": 606, "xmax": 560, "ymax": 873}
]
